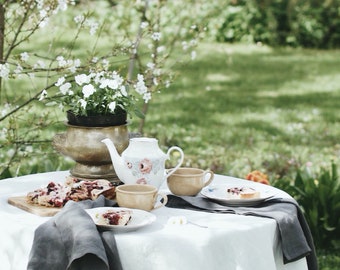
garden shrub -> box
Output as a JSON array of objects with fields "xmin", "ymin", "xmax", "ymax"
[
  {"xmin": 215, "ymin": 0, "xmax": 340, "ymax": 48},
  {"xmin": 216, "ymin": 1, "xmax": 275, "ymax": 44},
  {"xmin": 278, "ymin": 161, "xmax": 340, "ymax": 250}
]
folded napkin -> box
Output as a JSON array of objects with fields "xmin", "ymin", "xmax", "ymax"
[
  {"xmin": 166, "ymin": 195, "xmax": 318, "ymax": 270},
  {"xmin": 27, "ymin": 196, "xmax": 122, "ymax": 270}
]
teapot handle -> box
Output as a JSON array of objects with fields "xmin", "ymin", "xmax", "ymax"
[{"xmin": 165, "ymin": 146, "xmax": 184, "ymax": 178}]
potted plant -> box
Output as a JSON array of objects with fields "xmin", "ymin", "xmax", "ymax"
[
  {"xmin": 53, "ymin": 70, "xmax": 150, "ymax": 127},
  {"xmin": 48, "ymin": 70, "xmax": 150, "ymax": 182}
]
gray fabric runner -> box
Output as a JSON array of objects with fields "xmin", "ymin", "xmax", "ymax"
[
  {"xmin": 166, "ymin": 195, "xmax": 318, "ymax": 270},
  {"xmin": 27, "ymin": 196, "xmax": 122, "ymax": 270}
]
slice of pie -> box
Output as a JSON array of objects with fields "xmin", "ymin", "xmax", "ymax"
[
  {"xmin": 226, "ymin": 187, "xmax": 260, "ymax": 199},
  {"xmin": 26, "ymin": 177, "xmax": 116, "ymax": 207},
  {"xmin": 27, "ymin": 182, "xmax": 71, "ymax": 207},
  {"xmin": 96, "ymin": 209, "xmax": 132, "ymax": 226},
  {"xmin": 66, "ymin": 177, "xmax": 116, "ymax": 201}
]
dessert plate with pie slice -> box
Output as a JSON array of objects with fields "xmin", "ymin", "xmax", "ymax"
[
  {"xmin": 201, "ymin": 184, "xmax": 275, "ymax": 206},
  {"xmin": 86, "ymin": 207, "xmax": 156, "ymax": 232}
]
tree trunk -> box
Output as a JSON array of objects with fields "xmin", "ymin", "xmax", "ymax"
[
  {"xmin": 0, "ymin": 4, "xmax": 5, "ymax": 93},
  {"xmin": 138, "ymin": 102, "xmax": 149, "ymax": 135}
]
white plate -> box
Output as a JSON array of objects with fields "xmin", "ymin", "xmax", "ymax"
[
  {"xmin": 201, "ymin": 184, "xmax": 274, "ymax": 206},
  {"xmin": 86, "ymin": 207, "xmax": 156, "ymax": 232}
]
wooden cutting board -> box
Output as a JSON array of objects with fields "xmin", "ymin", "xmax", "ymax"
[{"xmin": 8, "ymin": 196, "xmax": 61, "ymax": 217}]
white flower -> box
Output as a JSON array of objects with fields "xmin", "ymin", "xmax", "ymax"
[
  {"xmin": 99, "ymin": 78, "xmax": 116, "ymax": 90},
  {"xmin": 153, "ymin": 68, "xmax": 162, "ymax": 76},
  {"xmin": 74, "ymin": 15, "xmax": 84, "ymax": 24},
  {"xmin": 55, "ymin": 76, "xmax": 66, "ymax": 87},
  {"xmin": 36, "ymin": 0, "xmax": 43, "ymax": 9},
  {"xmin": 60, "ymin": 82, "xmax": 71, "ymax": 95},
  {"xmin": 135, "ymin": 74, "xmax": 147, "ymax": 94},
  {"xmin": 39, "ymin": 9, "xmax": 47, "ymax": 19},
  {"xmin": 75, "ymin": 74, "xmax": 90, "ymax": 85},
  {"xmin": 14, "ymin": 64, "xmax": 23, "ymax": 74},
  {"xmin": 108, "ymin": 101, "xmax": 116, "ymax": 112},
  {"xmin": 102, "ymin": 59, "xmax": 110, "ymax": 70},
  {"xmin": 0, "ymin": 127, "xmax": 8, "ymax": 140},
  {"xmin": 0, "ymin": 63, "xmax": 10, "ymax": 79},
  {"xmin": 151, "ymin": 32, "xmax": 161, "ymax": 41},
  {"xmin": 140, "ymin": 21, "xmax": 149, "ymax": 29},
  {"xmin": 68, "ymin": 59, "xmax": 81, "ymax": 73},
  {"xmin": 86, "ymin": 19, "xmax": 99, "ymax": 35},
  {"xmin": 143, "ymin": 92, "xmax": 152, "ymax": 103},
  {"xmin": 120, "ymin": 85, "xmax": 127, "ymax": 97},
  {"xmin": 79, "ymin": 99, "xmax": 87, "ymax": 109},
  {"xmin": 74, "ymin": 59, "xmax": 81, "ymax": 67},
  {"xmin": 1, "ymin": 103, "xmax": 10, "ymax": 117},
  {"xmin": 7, "ymin": 149, "xmax": 15, "ymax": 158},
  {"xmin": 39, "ymin": 90, "xmax": 47, "ymax": 101},
  {"xmin": 69, "ymin": 66, "xmax": 76, "ymax": 73},
  {"xmin": 153, "ymin": 77, "xmax": 158, "ymax": 86},
  {"xmin": 89, "ymin": 23, "xmax": 99, "ymax": 35},
  {"xmin": 190, "ymin": 39, "xmax": 197, "ymax": 46},
  {"xmin": 111, "ymin": 71, "xmax": 123, "ymax": 85},
  {"xmin": 57, "ymin": 56, "xmax": 67, "ymax": 67},
  {"xmin": 108, "ymin": 79, "xmax": 119, "ymax": 89},
  {"xmin": 146, "ymin": 62, "xmax": 155, "ymax": 69},
  {"xmin": 137, "ymin": 74, "xmax": 145, "ymax": 82},
  {"xmin": 39, "ymin": 18, "xmax": 49, "ymax": 28},
  {"xmin": 20, "ymin": 52, "xmax": 29, "ymax": 62},
  {"xmin": 34, "ymin": 60, "xmax": 46, "ymax": 69},
  {"xmin": 82, "ymin": 84, "xmax": 96, "ymax": 98},
  {"xmin": 57, "ymin": 0, "xmax": 68, "ymax": 12},
  {"xmin": 182, "ymin": 41, "xmax": 189, "ymax": 51},
  {"xmin": 157, "ymin": 46, "xmax": 166, "ymax": 53},
  {"xmin": 98, "ymin": 78, "xmax": 108, "ymax": 88}
]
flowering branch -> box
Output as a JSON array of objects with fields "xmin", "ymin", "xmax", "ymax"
[
  {"xmin": 0, "ymin": 0, "xmax": 223, "ymax": 179},
  {"xmin": 127, "ymin": 0, "xmax": 149, "ymax": 82}
]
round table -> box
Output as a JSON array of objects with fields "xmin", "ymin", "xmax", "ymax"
[{"xmin": 0, "ymin": 171, "xmax": 308, "ymax": 270}]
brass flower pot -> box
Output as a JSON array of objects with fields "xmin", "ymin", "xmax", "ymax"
[{"xmin": 53, "ymin": 123, "xmax": 129, "ymax": 183}]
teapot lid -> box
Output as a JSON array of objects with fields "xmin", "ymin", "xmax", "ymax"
[{"xmin": 130, "ymin": 137, "xmax": 158, "ymax": 143}]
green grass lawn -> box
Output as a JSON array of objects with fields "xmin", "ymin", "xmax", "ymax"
[{"xmin": 136, "ymin": 43, "xmax": 340, "ymax": 182}]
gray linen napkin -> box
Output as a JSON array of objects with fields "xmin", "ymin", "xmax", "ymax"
[
  {"xmin": 166, "ymin": 195, "xmax": 318, "ymax": 270},
  {"xmin": 27, "ymin": 196, "xmax": 122, "ymax": 270}
]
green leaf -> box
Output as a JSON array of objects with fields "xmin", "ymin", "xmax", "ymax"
[
  {"xmin": 134, "ymin": 108, "xmax": 145, "ymax": 119},
  {"xmin": 0, "ymin": 167, "xmax": 12, "ymax": 179}
]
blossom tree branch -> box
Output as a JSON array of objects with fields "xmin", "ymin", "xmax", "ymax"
[
  {"xmin": 137, "ymin": 0, "xmax": 161, "ymax": 134},
  {"xmin": 0, "ymin": 4, "xmax": 4, "ymax": 63},
  {"xmin": 127, "ymin": 0, "xmax": 149, "ymax": 82},
  {"xmin": 0, "ymin": 0, "xmax": 224, "ymax": 179},
  {"xmin": 0, "ymin": 82, "xmax": 54, "ymax": 122}
]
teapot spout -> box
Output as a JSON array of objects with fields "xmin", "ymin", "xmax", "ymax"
[{"xmin": 101, "ymin": 138, "xmax": 125, "ymax": 181}]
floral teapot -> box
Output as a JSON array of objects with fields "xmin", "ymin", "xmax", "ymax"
[{"xmin": 102, "ymin": 137, "xmax": 184, "ymax": 188}]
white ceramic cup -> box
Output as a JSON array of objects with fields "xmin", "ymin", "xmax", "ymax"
[
  {"xmin": 116, "ymin": 184, "xmax": 168, "ymax": 211},
  {"xmin": 167, "ymin": 167, "xmax": 214, "ymax": 196}
]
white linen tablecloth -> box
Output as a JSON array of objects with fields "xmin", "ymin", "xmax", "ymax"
[{"xmin": 0, "ymin": 171, "xmax": 308, "ymax": 270}]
